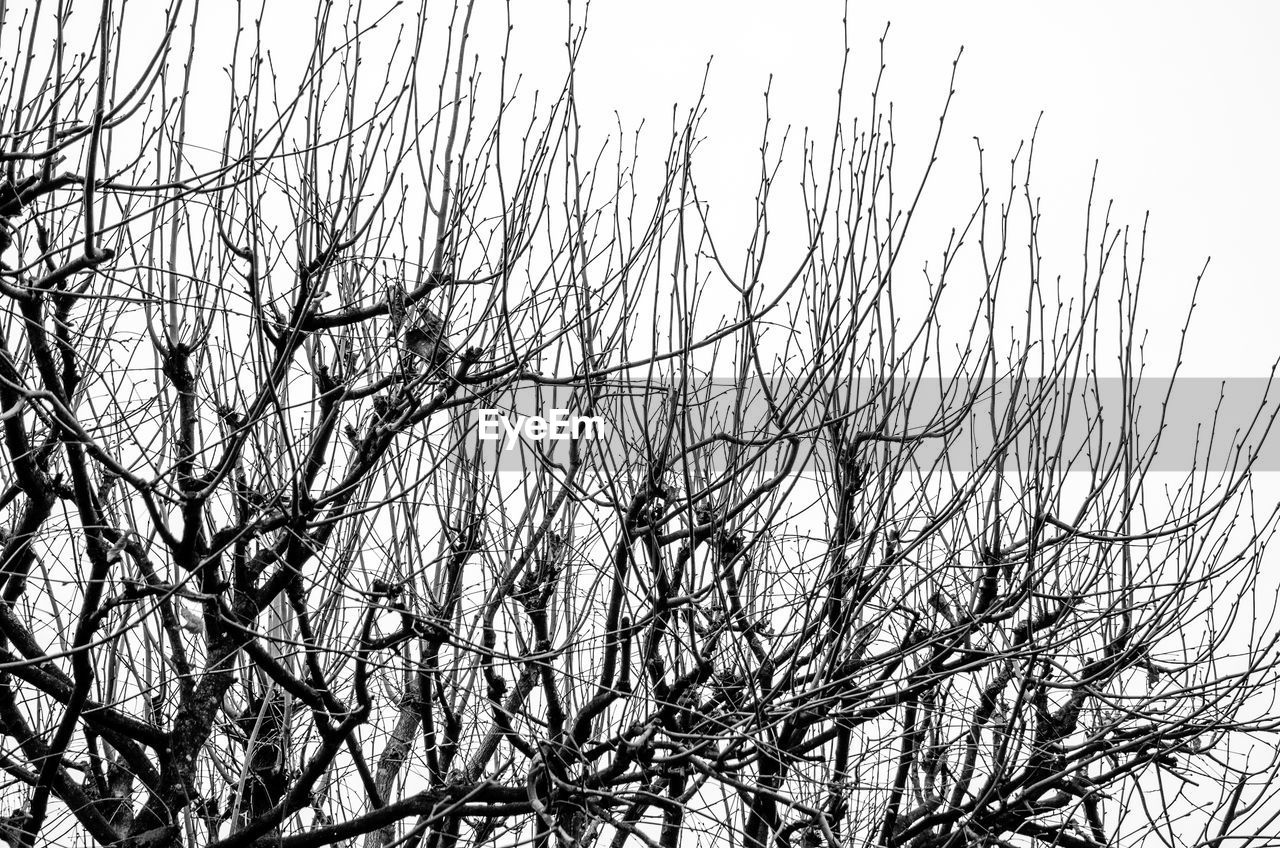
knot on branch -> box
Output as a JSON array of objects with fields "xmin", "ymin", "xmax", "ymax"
[
  {"xmin": 445, "ymin": 514, "xmax": 485, "ymax": 555},
  {"xmin": 215, "ymin": 403, "xmax": 244, "ymax": 431},
  {"xmin": 409, "ymin": 601, "xmax": 451, "ymax": 644},
  {"xmin": 713, "ymin": 528, "xmax": 746, "ymax": 562},
  {"xmin": 513, "ymin": 532, "xmax": 566, "ymax": 611},
  {"xmin": 513, "ymin": 557, "xmax": 561, "ymax": 612},
  {"xmin": 0, "ymin": 178, "xmax": 20, "ymax": 211},
  {"xmin": 369, "ymin": 578, "xmax": 402, "ymax": 598},
  {"xmin": 160, "ymin": 343, "xmax": 195, "ymax": 390}
]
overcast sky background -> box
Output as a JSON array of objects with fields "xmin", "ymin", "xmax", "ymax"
[
  {"xmin": 133, "ymin": 0, "xmax": 1280, "ymax": 378},
  {"xmin": 78, "ymin": 0, "xmax": 1280, "ymax": 463},
  {"xmin": 483, "ymin": 2, "xmax": 1279, "ymax": 378}
]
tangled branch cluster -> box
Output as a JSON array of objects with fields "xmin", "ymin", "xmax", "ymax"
[{"xmin": 0, "ymin": 3, "xmax": 1275, "ymax": 848}]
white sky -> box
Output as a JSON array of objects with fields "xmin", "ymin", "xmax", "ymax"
[
  {"xmin": 490, "ymin": 1, "xmax": 1280, "ymax": 377},
  {"xmin": 95, "ymin": 0, "xmax": 1278, "ymax": 378}
]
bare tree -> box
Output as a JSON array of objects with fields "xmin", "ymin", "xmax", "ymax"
[{"xmin": 0, "ymin": 3, "xmax": 1276, "ymax": 847}]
